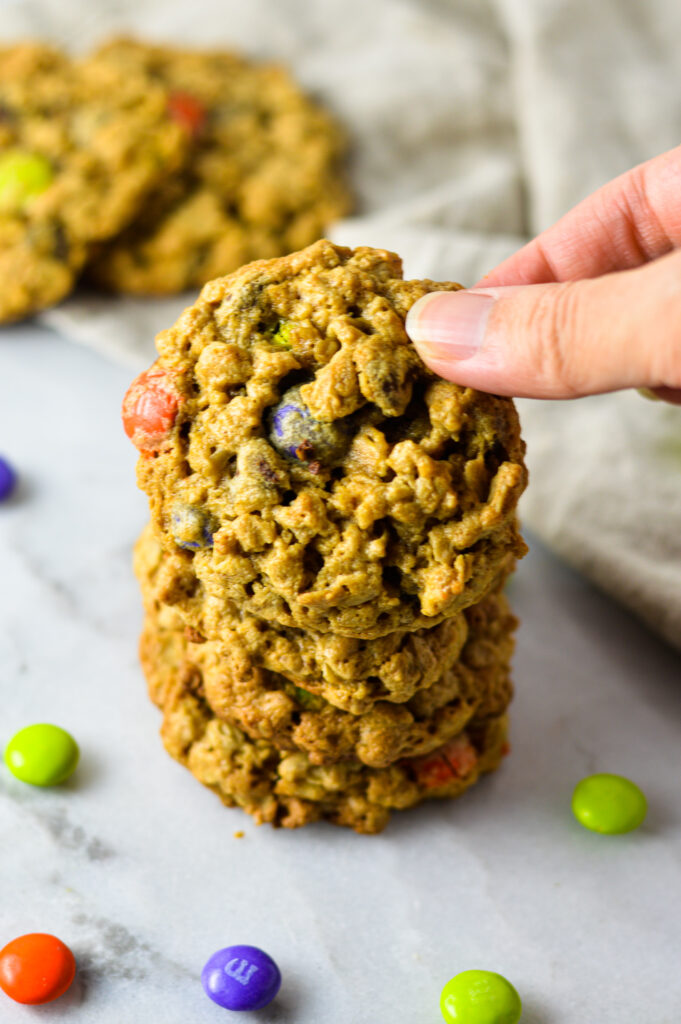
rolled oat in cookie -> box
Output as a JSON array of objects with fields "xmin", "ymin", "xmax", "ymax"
[{"xmin": 125, "ymin": 240, "xmax": 528, "ymax": 638}]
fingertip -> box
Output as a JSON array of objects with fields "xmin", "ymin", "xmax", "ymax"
[{"xmin": 406, "ymin": 290, "xmax": 493, "ymax": 365}]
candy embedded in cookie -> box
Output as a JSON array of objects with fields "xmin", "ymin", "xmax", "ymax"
[
  {"xmin": 122, "ymin": 365, "xmax": 180, "ymax": 454},
  {"xmin": 171, "ymin": 502, "xmax": 214, "ymax": 550},
  {"xmin": 0, "ymin": 150, "xmax": 53, "ymax": 212},
  {"xmin": 126, "ymin": 240, "xmax": 528, "ymax": 639},
  {"xmin": 268, "ymin": 384, "xmax": 350, "ymax": 470}
]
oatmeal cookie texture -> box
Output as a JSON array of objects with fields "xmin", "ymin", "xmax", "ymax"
[
  {"xmin": 126, "ymin": 241, "xmax": 527, "ymax": 832},
  {"xmin": 141, "ymin": 614, "xmax": 510, "ymax": 835},
  {"xmin": 86, "ymin": 38, "xmax": 351, "ymax": 294},
  {"xmin": 139, "ymin": 532, "xmax": 516, "ymax": 770},
  {"xmin": 126, "ymin": 240, "xmax": 527, "ymax": 638},
  {"xmin": 0, "ymin": 42, "xmax": 188, "ymax": 322}
]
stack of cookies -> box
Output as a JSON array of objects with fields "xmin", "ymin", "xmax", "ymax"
[
  {"xmin": 125, "ymin": 240, "xmax": 528, "ymax": 833},
  {"xmin": 0, "ymin": 38, "xmax": 349, "ymax": 322}
]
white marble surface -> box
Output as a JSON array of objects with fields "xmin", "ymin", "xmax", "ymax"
[{"xmin": 1, "ymin": 324, "xmax": 681, "ymax": 1022}]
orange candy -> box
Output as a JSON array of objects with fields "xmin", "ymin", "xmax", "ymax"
[
  {"xmin": 411, "ymin": 735, "xmax": 479, "ymax": 790},
  {"xmin": 167, "ymin": 91, "xmax": 206, "ymax": 137},
  {"xmin": 122, "ymin": 364, "xmax": 180, "ymax": 454},
  {"xmin": 0, "ymin": 933, "xmax": 76, "ymax": 1005}
]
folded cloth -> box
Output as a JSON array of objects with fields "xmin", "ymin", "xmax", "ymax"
[{"xmin": 5, "ymin": 0, "xmax": 678, "ymax": 648}]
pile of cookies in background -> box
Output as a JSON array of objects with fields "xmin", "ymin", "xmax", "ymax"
[
  {"xmin": 125, "ymin": 239, "xmax": 528, "ymax": 833},
  {"xmin": 0, "ymin": 36, "xmax": 350, "ymax": 322}
]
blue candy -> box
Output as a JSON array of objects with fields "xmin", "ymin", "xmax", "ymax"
[
  {"xmin": 0, "ymin": 456, "xmax": 16, "ymax": 502},
  {"xmin": 268, "ymin": 385, "xmax": 347, "ymax": 467},
  {"xmin": 171, "ymin": 503, "xmax": 213, "ymax": 551},
  {"xmin": 201, "ymin": 944, "xmax": 281, "ymax": 1011}
]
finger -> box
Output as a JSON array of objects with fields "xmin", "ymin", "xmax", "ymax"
[
  {"xmin": 476, "ymin": 145, "xmax": 681, "ymax": 288},
  {"xmin": 407, "ymin": 248, "xmax": 681, "ymax": 400}
]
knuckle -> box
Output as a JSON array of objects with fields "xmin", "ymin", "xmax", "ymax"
[{"xmin": 523, "ymin": 281, "xmax": 586, "ymax": 397}]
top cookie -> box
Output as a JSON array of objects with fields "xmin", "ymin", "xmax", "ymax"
[
  {"xmin": 0, "ymin": 42, "xmax": 188, "ymax": 321},
  {"xmin": 123, "ymin": 240, "xmax": 527, "ymax": 638},
  {"xmin": 86, "ymin": 38, "xmax": 351, "ymax": 294}
]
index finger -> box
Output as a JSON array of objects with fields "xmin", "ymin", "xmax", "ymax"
[{"xmin": 476, "ymin": 145, "xmax": 681, "ymax": 287}]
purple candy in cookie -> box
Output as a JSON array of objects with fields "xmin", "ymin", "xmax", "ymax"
[
  {"xmin": 268, "ymin": 384, "xmax": 348, "ymax": 468},
  {"xmin": 0, "ymin": 456, "xmax": 16, "ymax": 501},
  {"xmin": 171, "ymin": 502, "xmax": 213, "ymax": 551},
  {"xmin": 201, "ymin": 944, "xmax": 281, "ymax": 1011}
]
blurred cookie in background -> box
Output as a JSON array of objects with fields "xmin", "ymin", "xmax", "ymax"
[
  {"xmin": 86, "ymin": 38, "xmax": 352, "ymax": 295},
  {"xmin": 0, "ymin": 42, "xmax": 189, "ymax": 322}
]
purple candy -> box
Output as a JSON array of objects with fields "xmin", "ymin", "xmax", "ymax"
[
  {"xmin": 268, "ymin": 385, "xmax": 349, "ymax": 466},
  {"xmin": 201, "ymin": 944, "xmax": 281, "ymax": 1011},
  {"xmin": 0, "ymin": 456, "xmax": 16, "ymax": 501},
  {"xmin": 272, "ymin": 402, "xmax": 306, "ymax": 458}
]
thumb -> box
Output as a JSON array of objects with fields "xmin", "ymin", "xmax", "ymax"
[{"xmin": 406, "ymin": 249, "xmax": 681, "ymax": 400}]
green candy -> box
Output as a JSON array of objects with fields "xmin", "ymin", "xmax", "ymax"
[
  {"xmin": 440, "ymin": 970, "xmax": 522, "ymax": 1024},
  {"xmin": 270, "ymin": 321, "xmax": 294, "ymax": 349},
  {"xmin": 0, "ymin": 150, "xmax": 53, "ymax": 211},
  {"xmin": 4, "ymin": 724, "xmax": 79, "ymax": 787},
  {"xmin": 572, "ymin": 773, "xmax": 647, "ymax": 834},
  {"xmin": 283, "ymin": 682, "xmax": 324, "ymax": 712}
]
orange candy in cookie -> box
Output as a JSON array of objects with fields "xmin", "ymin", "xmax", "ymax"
[
  {"xmin": 411, "ymin": 735, "xmax": 479, "ymax": 789},
  {"xmin": 0, "ymin": 933, "xmax": 76, "ymax": 1005},
  {"xmin": 167, "ymin": 91, "xmax": 206, "ymax": 137},
  {"xmin": 122, "ymin": 365, "xmax": 180, "ymax": 454}
]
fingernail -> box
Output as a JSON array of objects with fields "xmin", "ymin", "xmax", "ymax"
[{"xmin": 406, "ymin": 291, "xmax": 493, "ymax": 362}]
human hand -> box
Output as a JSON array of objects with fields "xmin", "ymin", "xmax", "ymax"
[{"xmin": 406, "ymin": 146, "xmax": 681, "ymax": 403}]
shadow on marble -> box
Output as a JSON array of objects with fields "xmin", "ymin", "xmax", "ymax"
[
  {"xmin": 521, "ymin": 996, "xmax": 558, "ymax": 1023},
  {"xmin": 252, "ymin": 980, "xmax": 304, "ymax": 1022},
  {"xmin": 1, "ymin": 470, "xmax": 34, "ymax": 507},
  {"xmin": 60, "ymin": 750, "xmax": 106, "ymax": 792}
]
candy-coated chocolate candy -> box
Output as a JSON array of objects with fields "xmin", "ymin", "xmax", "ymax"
[
  {"xmin": 171, "ymin": 502, "xmax": 213, "ymax": 550},
  {"xmin": 572, "ymin": 773, "xmax": 647, "ymax": 834},
  {"xmin": 122, "ymin": 364, "xmax": 180, "ymax": 454},
  {"xmin": 412, "ymin": 735, "xmax": 478, "ymax": 789},
  {"xmin": 4, "ymin": 724, "xmax": 79, "ymax": 786},
  {"xmin": 268, "ymin": 385, "xmax": 347, "ymax": 468},
  {"xmin": 0, "ymin": 150, "xmax": 53, "ymax": 211},
  {"xmin": 0, "ymin": 933, "xmax": 76, "ymax": 1005},
  {"xmin": 167, "ymin": 91, "xmax": 206, "ymax": 136},
  {"xmin": 270, "ymin": 321, "xmax": 293, "ymax": 349},
  {"xmin": 201, "ymin": 944, "xmax": 281, "ymax": 1011},
  {"xmin": 286, "ymin": 683, "xmax": 324, "ymax": 711},
  {"xmin": 0, "ymin": 456, "xmax": 17, "ymax": 501},
  {"xmin": 440, "ymin": 970, "xmax": 522, "ymax": 1024}
]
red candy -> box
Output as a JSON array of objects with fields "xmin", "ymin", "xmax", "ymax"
[
  {"xmin": 122, "ymin": 364, "xmax": 180, "ymax": 454},
  {"xmin": 167, "ymin": 91, "xmax": 206, "ymax": 137},
  {"xmin": 411, "ymin": 735, "xmax": 479, "ymax": 790},
  {"xmin": 0, "ymin": 933, "xmax": 76, "ymax": 1005}
]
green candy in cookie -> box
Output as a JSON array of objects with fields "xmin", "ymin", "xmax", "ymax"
[{"xmin": 0, "ymin": 151, "xmax": 53, "ymax": 211}]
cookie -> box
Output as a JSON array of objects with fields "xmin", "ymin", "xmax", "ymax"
[
  {"xmin": 135, "ymin": 522, "xmax": 471, "ymax": 713},
  {"xmin": 124, "ymin": 240, "xmax": 528, "ymax": 638},
  {"xmin": 142, "ymin": 629, "xmax": 509, "ymax": 834},
  {"xmin": 140, "ymin": 584, "xmax": 515, "ymax": 769},
  {"xmin": 0, "ymin": 42, "xmax": 188, "ymax": 321},
  {"xmin": 86, "ymin": 38, "xmax": 351, "ymax": 294}
]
